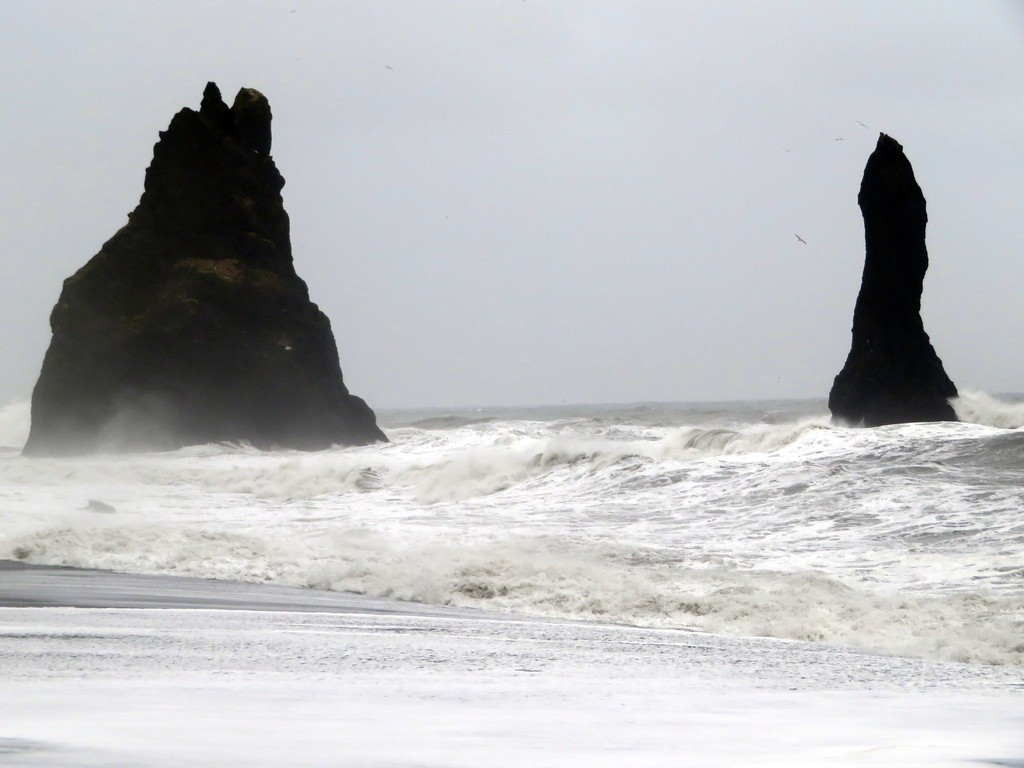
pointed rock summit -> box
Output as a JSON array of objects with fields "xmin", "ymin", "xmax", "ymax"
[
  {"xmin": 24, "ymin": 83, "xmax": 386, "ymax": 455},
  {"xmin": 829, "ymin": 134, "xmax": 958, "ymax": 426}
]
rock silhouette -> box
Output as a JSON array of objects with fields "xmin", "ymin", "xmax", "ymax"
[
  {"xmin": 24, "ymin": 83, "xmax": 386, "ymax": 455},
  {"xmin": 829, "ymin": 134, "xmax": 958, "ymax": 426}
]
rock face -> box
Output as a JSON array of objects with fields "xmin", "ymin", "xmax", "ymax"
[
  {"xmin": 24, "ymin": 83, "xmax": 386, "ymax": 455},
  {"xmin": 829, "ymin": 134, "xmax": 957, "ymax": 426}
]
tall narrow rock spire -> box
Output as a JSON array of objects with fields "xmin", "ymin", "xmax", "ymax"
[{"xmin": 828, "ymin": 134, "xmax": 958, "ymax": 426}]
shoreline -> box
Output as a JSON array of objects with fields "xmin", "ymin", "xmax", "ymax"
[{"xmin": 3, "ymin": 562, "xmax": 1023, "ymax": 765}]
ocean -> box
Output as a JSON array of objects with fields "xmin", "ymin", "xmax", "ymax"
[{"xmin": 1, "ymin": 392, "xmax": 1021, "ymax": 668}]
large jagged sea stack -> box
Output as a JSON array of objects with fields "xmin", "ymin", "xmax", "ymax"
[
  {"xmin": 829, "ymin": 134, "xmax": 957, "ymax": 426},
  {"xmin": 24, "ymin": 83, "xmax": 386, "ymax": 455}
]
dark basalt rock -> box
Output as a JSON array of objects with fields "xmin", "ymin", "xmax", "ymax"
[
  {"xmin": 24, "ymin": 82, "xmax": 386, "ymax": 455},
  {"xmin": 829, "ymin": 134, "xmax": 958, "ymax": 426}
]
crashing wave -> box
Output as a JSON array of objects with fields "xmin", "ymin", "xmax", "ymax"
[{"xmin": 952, "ymin": 390, "xmax": 1024, "ymax": 429}]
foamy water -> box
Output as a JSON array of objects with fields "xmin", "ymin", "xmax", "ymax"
[{"xmin": 1, "ymin": 395, "xmax": 1022, "ymax": 666}]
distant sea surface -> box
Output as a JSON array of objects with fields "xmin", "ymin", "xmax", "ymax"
[{"xmin": 1, "ymin": 393, "xmax": 1022, "ymax": 666}]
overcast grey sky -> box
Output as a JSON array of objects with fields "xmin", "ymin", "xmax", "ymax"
[{"xmin": 2, "ymin": 1, "xmax": 1023, "ymax": 409}]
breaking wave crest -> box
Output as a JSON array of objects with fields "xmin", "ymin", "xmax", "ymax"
[
  {"xmin": 952, "ymin": 390, "xmax": 1024, "ymax": 429},
  {"xmin": 3, "ymin": 405, "xmax": 1022, "ymax": 668},
  {"xmin": 4, "ymin": 523, "xmax": 1021, "ymax": 667},
  {"xmin": 0, "ymin": 418, "xmax": 831, "ymax": 505}
]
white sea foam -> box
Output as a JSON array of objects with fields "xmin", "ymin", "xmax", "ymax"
[
  {"xmin": 2, "ymin": 404, "xmax": 1021, "ymax": 667},
  {"xmin": 0, "ymin": 400, "xmax": 30, "ymax": 450},
  {"xmin": 5, "ymin": 521, "xmax": 1021, "ymax": 666},
  {"xmin": 5, "ymin": 608, "xmax": 1021, "ymax": 768},
  {"xmin": 952, "ymin": 390, "xmax": 1024, "ymax": 428}
]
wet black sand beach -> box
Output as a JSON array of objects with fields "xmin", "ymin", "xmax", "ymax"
[{"xmin": 0, "ymin": 559, "xmax": 474, "ymax": 616}]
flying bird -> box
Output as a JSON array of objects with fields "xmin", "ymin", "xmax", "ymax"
[
  {"xmin": 856, "ymin": 120, "xmax": 868, "ymax": 129},
  {"xmin": 833, "ymin": 137, "xmax": 845, "ymax": 142},
  {"xmin": 795, "ymin": 234, "xmax": 807, "ymax": 245},
  {"xmin": 385, "ymin": 65, "xmax": 393, "ymax": 70}
]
